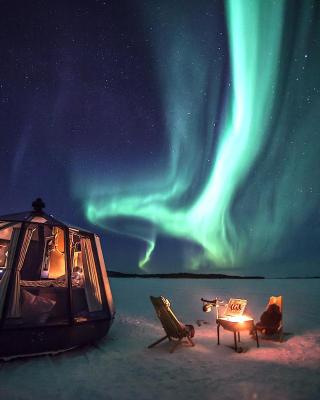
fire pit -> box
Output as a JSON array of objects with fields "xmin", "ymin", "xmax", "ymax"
[
  {"xmin": 201, "ymin": 297, "xmax": 259, "ymax": 352},
  {"xmin": 216, "ymin": 299, "xmax": 259, "ymax": 352}
]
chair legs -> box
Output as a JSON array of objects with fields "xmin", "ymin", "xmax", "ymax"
[
  {"xmin": 170, "ymin": 340, "xmax": 182, "ymax": 353},
  {"xmin": 255, "ymin": 327, "xmax": 283, "ymax": 343},
  {"xmin": 187, "ymin": 336, "xmax": 195, "ymax": 347},
  {"xmin": 149, "ymin": 335, "xmax": 194, "ymax": 353},
  {"xmin": 254, "ymin": 328, "xmax": 260, "ymax": 348},
  {"xmin": 148, "ymin": 335, "xmax": 168, "ymax": 349},
  {"xmin": 279, "ymin": 328, "xmax": 284, "ymax": 343},
  {"xmin": 170, "ymin": 336, "xmax": 195, "ymax": 353}
]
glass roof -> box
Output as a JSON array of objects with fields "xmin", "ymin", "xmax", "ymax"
[{"xmin": 0, "ymin": 199, "xmax": 92, "ymax": 233}]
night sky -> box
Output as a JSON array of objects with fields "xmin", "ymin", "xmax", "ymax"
[{"xmin": 0, "ymin": 0, "xmax": 319, "ymax": 277}]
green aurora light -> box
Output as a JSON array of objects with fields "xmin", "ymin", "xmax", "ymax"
[{"xmin": 81, "ymin": 1, "xmax": 320, "ymax": 270}]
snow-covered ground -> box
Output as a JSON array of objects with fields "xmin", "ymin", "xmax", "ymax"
[{"xmin": 1, "ymin": 278, "xmax": 320, "ymax": 400}]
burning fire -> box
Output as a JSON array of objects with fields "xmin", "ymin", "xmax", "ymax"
[{"xmin": 220, "ymin": 315, "xmax": 253, "ymax": 323}]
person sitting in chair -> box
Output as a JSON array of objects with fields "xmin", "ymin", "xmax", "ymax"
[{"xmin": 256, "ymin": 303, "xmax": 282, "ymax": 335}]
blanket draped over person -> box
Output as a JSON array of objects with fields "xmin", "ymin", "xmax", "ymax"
[{"xmin": 256, "ymin": 304, "xmax": 282, "ymax": 335}]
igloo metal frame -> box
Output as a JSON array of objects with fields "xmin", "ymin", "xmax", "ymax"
[{"xmin": 0, "ymin": 201, "xmax": 115, "ymax": 359}]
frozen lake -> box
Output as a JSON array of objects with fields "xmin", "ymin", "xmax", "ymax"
[
  {"xmin": 112, "ymin": 277, "xmax": 320, "ymax": 333},
  {"xmin": 1, "ymin": 278, "xmax": 320, "ymax": 400}
]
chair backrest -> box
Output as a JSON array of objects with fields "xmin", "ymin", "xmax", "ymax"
[
  {"xmin": 150, "ymin": 296, "xmax": 185, "ymax": 339},
  {"xmin": 268, "ymin": 296, "xmax": 282, "ymax": 312},
  {"xmin": 267, "ymin": 295, "xmax": 283, "ymax": 331}
]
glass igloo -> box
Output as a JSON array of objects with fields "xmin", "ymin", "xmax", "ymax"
[{"xmin": 0, "ymin": 198, "xmax": 115, "ymax": 359}]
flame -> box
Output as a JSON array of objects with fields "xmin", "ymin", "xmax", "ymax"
[{"xmin": 222, "ymin": 315, "xmax": 252, "ymax": 323}]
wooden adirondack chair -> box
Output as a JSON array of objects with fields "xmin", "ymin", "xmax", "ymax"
[
  {"xmin": 255, "ymin": 295, "xmax": 283, "ymax": 341},
  {"xmin": 148, "ymin": 296, "xmax": 195, "ymax": 353}
]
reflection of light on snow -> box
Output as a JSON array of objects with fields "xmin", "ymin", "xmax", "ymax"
[{"xmin": 244, "ymin": 332, "xmax": 320, "ymax": 367}]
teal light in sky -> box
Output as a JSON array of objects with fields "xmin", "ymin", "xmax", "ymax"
[
  {"xmin": 139, "ymin": 238, "xmax": 155, "ymax": 269},
  {"xmin": 81, "ymin": 1, "xmax": 320, "ymax": 271}
]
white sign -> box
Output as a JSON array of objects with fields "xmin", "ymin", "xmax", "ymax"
[{"xmin": 224, "ymin": 298, "xmax": 247, "ymax": 317}]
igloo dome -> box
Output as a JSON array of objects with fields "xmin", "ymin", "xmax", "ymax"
[{"xmin": 0, "ymin": 199, "xmax": 115, "ymax": 359}]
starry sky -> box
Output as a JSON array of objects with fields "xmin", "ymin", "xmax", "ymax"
[{"xmin": 0, "ymin": 0, "xmax": 319, "ymax": 277}]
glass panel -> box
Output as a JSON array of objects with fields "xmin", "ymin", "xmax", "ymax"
[
  {"xmin": 70, "ymin": 232, "xmax": 103, "ymax": 322},
  {"xmin": 30, "ymin": 216, "xmax": 48, "ymax": 223},
  {"xmin": 0, "ymin": 222, "xmax": 22, "ymax": 281},
  {"xmin": 0, "ymin": 221, "xmax": 9, "ymax": 229},
  {"xmin": 94, "ymin": 235, "xmax": 114, "ymax": 316},
  {"xmin": 5, "ymin": 224, "xmax": 68, "ymax": 327},
  {"xmin": 0, "ymin": 223, "xmax": 21, "ymax": 318}
]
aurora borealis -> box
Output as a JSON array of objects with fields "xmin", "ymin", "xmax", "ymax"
[
  {"xmin": 1, "ymin": 0, "xmax": 319, "ymax": 276},
  {"xmin": 83, "ymin": 1, "xmax": 320, "ymax": 272}
]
